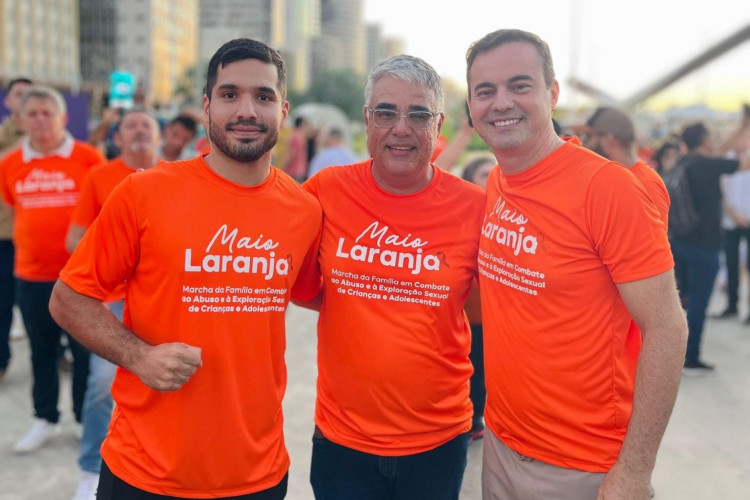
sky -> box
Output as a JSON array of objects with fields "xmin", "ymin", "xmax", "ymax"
[{"xmin": 363, "ymin": 0, "xmax": 750, "ymax": 111}]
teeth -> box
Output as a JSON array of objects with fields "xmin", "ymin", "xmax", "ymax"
[
  {"xmin": 492, "ymin": 119, "xmax": 520, "ymax": 126},
  {"xmin": 389, "ymin": 146, "xmax": 412, "ymax": 150}
]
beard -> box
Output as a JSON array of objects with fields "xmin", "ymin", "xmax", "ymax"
[{"xmin": 208, "ymin": 117, "xmax": 278, "ymax": 163}]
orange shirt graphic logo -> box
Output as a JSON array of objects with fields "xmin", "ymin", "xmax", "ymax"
[
  {"xmin": 335, "ymin": 220, "xmax": 441, "ymax": 275},
  {"xmin": 184, "ymin": 223, "xmax": 289, "ymax": 279},
  {"xmin": 481, "ymin": 195, "xmax": 539, "ymax": 257}
]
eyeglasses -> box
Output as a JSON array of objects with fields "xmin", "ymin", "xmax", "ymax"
[{"xmin": 366, "ymin": 106, "xmax": 441, "ymax": 130}]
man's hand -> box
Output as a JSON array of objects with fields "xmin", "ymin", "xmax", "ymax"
[
  {"xmin": 132, "ymin": 343, "xmax": 202, "ymax": 392},
  {"xmin": 597, "ymin": 462, "xmax": 651, "ymax": 500}
]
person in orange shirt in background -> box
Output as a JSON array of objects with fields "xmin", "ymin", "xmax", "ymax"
[
  {"xmin": 574, "ymin": 106, "xmax": 670, "ymax": 228},
  {"xmin": 66, "ymin": 109, "xmax": 161, "ymax": 500},
  {"xmin": 466, "ymin": 29, "xmax": 687, "ymax": 500},
  {"xmin": 281, "ymin": 115, "xmax": 311, "ymax": 182},
  {"xmin": 300, "ymin": 55, "xmax": 485, "ymax": 500},
  {"xmin": 49, "ymin": 38, "xmax": 322, "ymax": 500},
  {"xmin": 0, "ymin": 86, "xmax": 105, "ymax": 453}
]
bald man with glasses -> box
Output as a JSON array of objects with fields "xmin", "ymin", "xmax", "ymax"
[{"xmin": 296, "ymin": 55, "xmax": 486, "ymax": 500}]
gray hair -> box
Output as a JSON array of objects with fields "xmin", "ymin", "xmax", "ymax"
[
  {"xmin": 20, "ymin": 85, "xmax": 67, "ymax": 115},
  {"xmin": 364, "ymin": 55, "xmax": 444, "ymax": 112}
]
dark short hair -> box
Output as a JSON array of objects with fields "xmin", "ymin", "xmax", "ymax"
[
  {"xmin": 7, "ymin": 78, "xmax": 32, "ymax": 92},
  {"xmin": 205, "ymin": 38, "xmax": 286, "ymax": 101},
  {"xmin": 294, "ymin": 116, "xmax": 306, "ymax": 128},
  {"xmin": 461, "ymin": 155, "xmax": 495, "ymax": 183},
  {"xmin": 682, "ymin": 123, "xmax": 708, "ymax": 151},
  {"xmin": 654, "ymin": 141, "xmax": 679, "ymax": 170},
  {"xmin": 169, "ymin": 115, "xmax": 198, "ymax": 135},
  {"xmin": 466, "ymin": 29, "xmax": 555, "ymax": 91}
]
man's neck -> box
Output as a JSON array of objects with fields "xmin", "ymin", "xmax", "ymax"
[
  {"xmin": 29, "ymin": 134, "xmax": 66, "ymax": 156},
  {"xmin": 204, "ymin": 150, "xmax": 271, "ymax": 186},
  {"xmin": 121, "ymin": 151, "xmax": 159, "ymax": 171},
  {"xmin": 370, "ymin": 161, "xmax": 434, "ymax": 195},
  {"xmin": 160, "ymin": 145, "xmax": 180, "ymax": 162},
  {"xmin": 495, "ymin": 131, "xmax": 565, "ymax": 175},
  {"xmin": 611, "ymin": 148, "xmax": 639, "ymax": 168}
]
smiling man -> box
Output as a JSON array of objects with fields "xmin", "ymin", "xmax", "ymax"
[
  {"xmin": 300, "ymin": 55, "xmax": 485, "ymax": 500},
  {"xmin": 466, "ymin": 29, "xmax": 687, "ymax": 500},
  {"xmin": 49, "ymin": 39, "xmax": 321, "ymax": 500}
]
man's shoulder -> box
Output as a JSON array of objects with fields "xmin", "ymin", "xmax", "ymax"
[
  {"xmin": 631, "ymin": 161, "xmax": 665, "ymax": 185},
  {"xmin": 72, "ymin": 140, "xmax": 103, "ymax": 155},
  {"xmin": 436, "ymin": 167, "xmax": 486, "ymax": 201},
  {"xmin": 0, "ymin": 147, "xmax": 23, "ymax": 168},
  {"xmin": 311, "ymin": 161, "xmax": 368, "ymax": 184}
]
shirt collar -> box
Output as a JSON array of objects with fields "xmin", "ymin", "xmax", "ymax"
[{"xmin": 21, "ymin": 132, "xmax": 75, "ymax": 163}]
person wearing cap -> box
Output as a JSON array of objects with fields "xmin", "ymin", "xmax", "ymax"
[{"xmin": 576, "ymin": 107, "xmax": 670, "ymax": 229}]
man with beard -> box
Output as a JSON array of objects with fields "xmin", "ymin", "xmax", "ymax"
[
  {"xmin": 65, "ymin": 109, "xmax": 161, "ymax": 500},
  {"xmin": 575, "ymin": 106, "xmax": 670, "ymax": 228},
  {"xmin": 49, "ymin": 39, "xmax": 322, "ymax": 500}
]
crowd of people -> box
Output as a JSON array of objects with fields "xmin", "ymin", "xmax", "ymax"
[{"xmin": 0, "ymin": 28, "xmax": 748, "ymax": 500}]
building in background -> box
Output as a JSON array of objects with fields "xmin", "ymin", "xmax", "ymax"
[
  {"xmin": 364, "ymin": 23, "xmax": 404, "ymax": 74},
  {"xmin": 79, "ymin": 0, "xmax": 116, "ymax": 87},
  {"xmin": 281, "ymin": 0, "xmax": 320, "ymax": 93},
  {"xmin": 199, "ymin": 0, "xmax": 284, "ymax": 91},
  {"xmin": 0, "ymin": 0, "xmax": 80, "ymax": 88},
  {"xmin": 116, "ymin": 0, "xmax": 198, "ymax": 106},
  {"xmin": 312, "ymin": 0, "xmax": 364, "ymax": 79}
]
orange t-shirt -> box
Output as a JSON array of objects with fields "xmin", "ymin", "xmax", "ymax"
[
  {"xmin": 72, "ymin": 157, "xmax": 157, "ymax": 301},
  {"xmin": 0, "ymin": 142, "xmax": 104, "ymax": 280},
  {"xmin": 60, "ymin": 157, "xmax": 322, "ymax": 497},
  {"xmin": 72, "ymin": 157, "xmax": 141, "ymax": 229},
  {"xmin": 303, "ymin": 160, "xmax": 485, "ymax": 455},
  {"xmin": 630, "ymin": 160, "xmax": 670, "ymax": 229},
  {"xmin": 478, "ymin": 139, "xmax": 673, "ymax": 473}
]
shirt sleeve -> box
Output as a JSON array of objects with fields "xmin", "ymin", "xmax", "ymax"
[
  {"xmin": 60, "ymin": 177, "xmax": 140, "ymax": 300},
  {"xmin": 0, "ymin": 158, "xmax": 14, "ymax": 207},
  {"xmin": 71, "ymin": 170, "xmax": 99, "ymax": 228},
  {"xmin": 586, "ymin": 164, "xmax": 674, "ymax": 284}
]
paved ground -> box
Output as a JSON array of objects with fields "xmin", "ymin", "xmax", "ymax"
[{"xmin": 1, "ymin": 296, "xmax": 749, "ymax": 500}]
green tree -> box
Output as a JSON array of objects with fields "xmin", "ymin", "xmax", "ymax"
[{"xmin": 303, "ymin": 69, "xmax": 365, "ymax": 121}]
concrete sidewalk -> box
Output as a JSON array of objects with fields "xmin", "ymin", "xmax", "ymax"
[{"xmin": 1, "ymin": 301, "xmax": 749, "ymax": 499}]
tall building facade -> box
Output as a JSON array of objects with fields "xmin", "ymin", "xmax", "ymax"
[
  {"xmin": 79, "ymin": 0, "xmax": 116, "ymax": 86},
  {"xmin": 281, "ymin": 0, "xmax": 319, "ymax": 93},
  {"xmin": 0, "ymin": 0, "xmax": 80, "ymax": 87},
  {"xmin": 199, "ymin": 0, "xmax": 283, "ymax": 82},
  {"xmin": 116, "ymin": 0, "xmax": 198, "ymax": 105},
  {"xmin": 312, "ymin": 0, "xmax": 364, "ymax": 78}
]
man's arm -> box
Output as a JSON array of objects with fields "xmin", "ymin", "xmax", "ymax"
[
  {"xmin": 597, "ymin": 270, "xmax": 687, "ymax": 499},
  {"xmin": 434, "ymin": 119, "xmax": 475, "ymax": 170},
  {"xmin": 87, "ymin": 108, "xmax": 120, "ymax": 155},
  {"xmin": 65, "ymin": 223, "xmax": 87, "ymax": 253},
  {"xmin": 49, "ymin": 280, "xmax": 202, "ymax": 392}
]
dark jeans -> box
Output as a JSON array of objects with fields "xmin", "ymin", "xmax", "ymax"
[
  {"xmin": 310, "ymin": 428, "xmax": 468, "ymax": 500},
  {"xmin": 97, "ymin": 461, "xmax": 288, "ymax": 500},
  {"xmin": 723, "ymin": 227, "xmax": 750, "ymax": 311},
  {"xmin": 670, "ymin": 239, "xmax": 720, "ymax": 363},
  {"xmin": 15, "ymin": 279, "xmax": 89, "ymax": 423},
  {"xmin": 469, "ymin": 324, "xmax": 485, "ymax": 428},
  {"xmin": 0, "ymin": 240, "xmax": 14, "ymax": 371}
]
